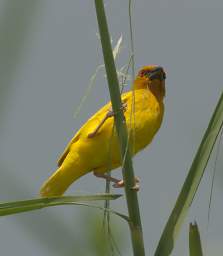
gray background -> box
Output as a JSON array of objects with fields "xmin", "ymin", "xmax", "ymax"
[{"xmin": 0, "ymin": 0, "xmax": 223, "ymax": 255}]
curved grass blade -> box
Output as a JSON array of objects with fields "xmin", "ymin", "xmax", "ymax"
[
  {"xmin": 71, "ymin": 202, "xmax": 129, "ymax": 223},
  {"xmin": 73, "ymin": 35, "xmax": 123, "ymax": 120},
  {"xmin": 0, "ymin": 194, "xmax": 122, "ymax": 217},
  {"xmin": 112, "ymin": 35, "xmax": 123, "ymax": 60},
  {"xmin": 189, "ymin": 222, "xmax": 203, "ymax": 256},
  {"xmin": 155, "ymin": 92, "xmax": 223, "ymax": 256},
  {"xmin": 73, "ymin": 64, "xmax": 104, "ymax": 120}
]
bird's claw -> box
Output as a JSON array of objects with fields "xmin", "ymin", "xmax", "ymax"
[
  {"xmin": 107, "ymin": 102, "xmax": 127, "ymax": 118},
  {"xmin": 112, "ymin": 180, "xmax": 124, "ymax": 188},
  {"xmin": 131, "ymin": 183, "xmax": 140, "ymax": 191},
  {"xmin": 88, "ymin": 102, "xmax": 127, "ymax": 138},
  {"xmin": 131, "ymin": 177, "xmax": 140, "ymax": 191},
  {"xmin": 112, "ymin": 176, "xmax": 140, "ymax": 191}
]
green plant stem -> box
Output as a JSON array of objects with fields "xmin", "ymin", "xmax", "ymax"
[
  {"xmin": 189, "ymin": 222, "xmax": 203, "ymax": 256},
  {"xmin": 155, "ymin": 92, "xmax": 223, "ymax": 256},
  {"xmin": 94, "ymin": 1, "xmax": 145, "ymax": 255}
]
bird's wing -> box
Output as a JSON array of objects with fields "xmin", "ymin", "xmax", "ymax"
[
  {"xmin": 57, "ymin": 132, "xmax": 81, "ymax": 167},
  {"xmin": 57, "ymin": 101, "xmax": 112, "ymax": 167},
  {"xmin": 57, "ymin": 93, "xmax": 132, "ymax": 167}
]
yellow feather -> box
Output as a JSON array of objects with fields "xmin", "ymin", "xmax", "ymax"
[{"xmin": 40, "ymin": 66, "xmax": 165, "ymax": 197}]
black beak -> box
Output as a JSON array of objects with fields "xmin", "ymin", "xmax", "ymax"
[{"xmin": 149, "ymin": 67, "xmax": 166, "ymax": 81}]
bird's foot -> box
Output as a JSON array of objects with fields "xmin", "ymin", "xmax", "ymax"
[
  {"xmin": 93, "ymin": 172, "xmax": 140, "ymax": 191},
  {"xmin": 93, "ymin": 172, "xmax": 120, "ymax": 183},
  {"xmin": 113, "ymin": 176, "xmax": 140, "ymax": 191},
  {"xmin": 88, "ymin": 102, "xmax": 127, "ymax": 138},
  {"xmin": 107, "ymin": 102, "xmax": 127, "ymax": 118}
]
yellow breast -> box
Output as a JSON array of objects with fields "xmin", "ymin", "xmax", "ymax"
[
  {"xmin": 75, "ymin": 88, "xmax": 164, "ymax": 171},
  {"xmin": 124, "ymin": 88, "xmax": 164, "ymax": 154}
]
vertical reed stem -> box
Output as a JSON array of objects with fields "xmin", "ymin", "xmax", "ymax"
[{"xmin": 94, "ymin": 1, "xmax": 145, "ymax": 255}]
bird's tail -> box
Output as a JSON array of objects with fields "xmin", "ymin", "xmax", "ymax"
[{"xmin": 40, "ymin": 165, "xmax": 87, "ymax": 197}]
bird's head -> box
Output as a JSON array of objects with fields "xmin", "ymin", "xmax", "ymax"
[{"xmin": 134, "ymin": 65, "xmax": 166, "ymax": 101}]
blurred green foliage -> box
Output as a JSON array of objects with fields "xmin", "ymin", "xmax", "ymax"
[{"xmin": 69, "ymin": 210, "xmax": 126, "ymax": 256}]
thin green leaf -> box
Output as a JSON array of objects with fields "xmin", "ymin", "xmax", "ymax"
[
  {"xmin": 113, "ymin": 35, "xmax": 123, "ymax": 60},
  {"xmin": 72, "ymin": 202, "xmax": 129, "ymax": 223},
  {"xmin": 189, "ymin": 222, "xmax": 203, "ymax": 256},
  {"xmin": 73, "ymin": 64, "xmax": 104, "ymax": 120},
  {"xmin": 155, "ymin": 92, "xmax": 223, "ymax": 256},
  {"xmin": 73, "ymin": 35, "xmax": 123, "ymax": 120},
  {"xmin": 0, "ymin": 194, "xmax": 122, "ymax": 217}
]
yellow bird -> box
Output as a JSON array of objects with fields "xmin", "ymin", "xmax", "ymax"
[{"xmin": 40, "ymin": 65, "xmax": 166, "ymax": 197}]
